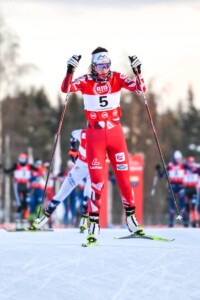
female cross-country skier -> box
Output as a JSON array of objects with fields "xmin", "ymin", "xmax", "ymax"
[
  {"xmin": 32, "ymin": 47, "xmax": 146, "ymax": 245},
  {"xmin": 64, "ymin": 47, "xmax": 146, "ymax": 244}
]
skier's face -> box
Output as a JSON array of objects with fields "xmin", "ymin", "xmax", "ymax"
[
  {"xmin": 18, "ymin": 154, "xmax": 28, "ymax": 165},
  {"xmin": 175, "ymin": 158, "xmax": 182, "ymax": 164},
  {"xmin": 187, "ymin": 157, "xmax": 195, "ymax": 168},
  {"xmin": 94, "ymin": 63, "xmax": 110, "ymax": 79}
]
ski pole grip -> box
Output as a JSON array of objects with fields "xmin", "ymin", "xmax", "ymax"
[
  {"xmin": 128, "ymin": 55, "xmax": 142, "ymax": 87},
  {"xmin": 64, "ymin": 55, "xmax": 81, "ymax": 92}
]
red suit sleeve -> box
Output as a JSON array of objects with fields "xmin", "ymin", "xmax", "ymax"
[
  {"xmin": 119, "ymin": 73, "xmax": 146, "ymax": 94},
  {"xmin": 61, "ymin": 75, "xmax": 85, "ymax": 93},
  {"xmin": 61, "ymin": 73, "xmax": 73, "ymax": 93}
]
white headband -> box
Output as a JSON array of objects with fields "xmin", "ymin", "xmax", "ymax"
[{"xmin": 92, "ymin": 52, "xmax": 111, "ymax": 64}]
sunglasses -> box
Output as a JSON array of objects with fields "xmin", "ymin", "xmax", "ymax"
[{"xmin": 95, "ymin": 63, "xmax": 111, "ymax": 71}]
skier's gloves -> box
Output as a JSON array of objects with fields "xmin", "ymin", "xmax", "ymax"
[
  {"xmin": 67, "ymin": 55, "xmax": 81, "ymax": 73},
  {"xmin": 129, "ymin": 55, "xmax": 142, "ymax": 75},
  {"xmin": 70, "ymin": 137, "xmax": 78, "ymax": 149},
  {"xmin": 68, "ymin": 149, "xmax": 79, "ymax": 163}
]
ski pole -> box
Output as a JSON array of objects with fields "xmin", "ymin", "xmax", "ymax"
[
  {"xmin": 37, "ymin": 56, "xmax": 81, "ymax": 218},
  {"xmin": 129, "ymin": 57, "xmax": 182, "ymax": 220}
]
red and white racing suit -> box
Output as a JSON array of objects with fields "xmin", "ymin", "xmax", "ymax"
[{"xmin": 61, "ymin": 71, "xmax": 146, "ymax": 214}]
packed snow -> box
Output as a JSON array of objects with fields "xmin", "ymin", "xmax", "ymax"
[{"xmin": 1, "ymin": 227, "xmax": 200, "ymax": 300}]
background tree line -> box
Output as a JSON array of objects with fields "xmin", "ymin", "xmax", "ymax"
[
  {"xmin": 1, "ymin": 16, "xmax": 200, "ymax": 225},
  {"xmin": 1, "ymin": 82, "xmax": 199, "ymax": 225}
]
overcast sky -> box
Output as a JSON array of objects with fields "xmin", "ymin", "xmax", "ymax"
[{"xmin": 1, "ymin": 0, "xmax": 200, "ymax": 112}]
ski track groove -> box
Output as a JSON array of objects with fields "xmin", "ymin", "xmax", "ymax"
[
  {"xmin": 1, "ymin": 228, "xmax": 200, "ymax": 300},
  {"xmin": 111, "ymin": 249, "xmax": 170, "ymax": 300}
]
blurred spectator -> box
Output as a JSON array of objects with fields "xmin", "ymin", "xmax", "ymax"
[
  {"xmin": 183, "ymin": 156, "xmax": 200, "ymax": 227},
  {"xmin": 28, "ymin": 158, "xmax": 45, "ymax": 224},
  {"xmin": 156, "ymin": 150, "xmax": 186, "ymax": 227},
  {"xmin": 1, "ymin": 153, "xmax": 32, "ymax": 228}
]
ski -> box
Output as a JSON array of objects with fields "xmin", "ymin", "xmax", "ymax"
[
  {"xmin": 82, "ymin": 242, "xmax": 100, "ymax": 247},
  {"xmin": 4, "ymin": 227, "xmax": 54, "ymax": 232},
  {"xmin": 114, "ymin": 233, "xmax": 175, "ymax": 242}
]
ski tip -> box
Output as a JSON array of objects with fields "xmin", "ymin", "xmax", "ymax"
[
  {"xmin": 4, "ymin": 227, "xmax": 27, "ymax": 232},
  {"xmin": 4, "ymin": 227, "xmax": 54, "ymax": 232},
  {"xmin": 114, "ymin": 233, "xmax": 175, "ymax": 242},
  {"xmin": 152, "ymin": 238, "xmax": 175, "ymax": 242}
]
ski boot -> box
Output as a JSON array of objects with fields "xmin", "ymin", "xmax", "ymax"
[
  {"xmin": 82, "ymin": 214, "xmax": 100, "ymax": 247},
  {"xmin": 125, "ymin": 207, "xmax": 144, "ymax": 236},
  {"xmin": 29, "ymin": 212, "xmax": 50, "ymax": 230},
  {"xmin": 29, "ymin": 199, "xmax": 61, "ymax": 230},
  {"xmin": 79, "ymin": 214, "xmax": 88, "ymax": 233}
]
